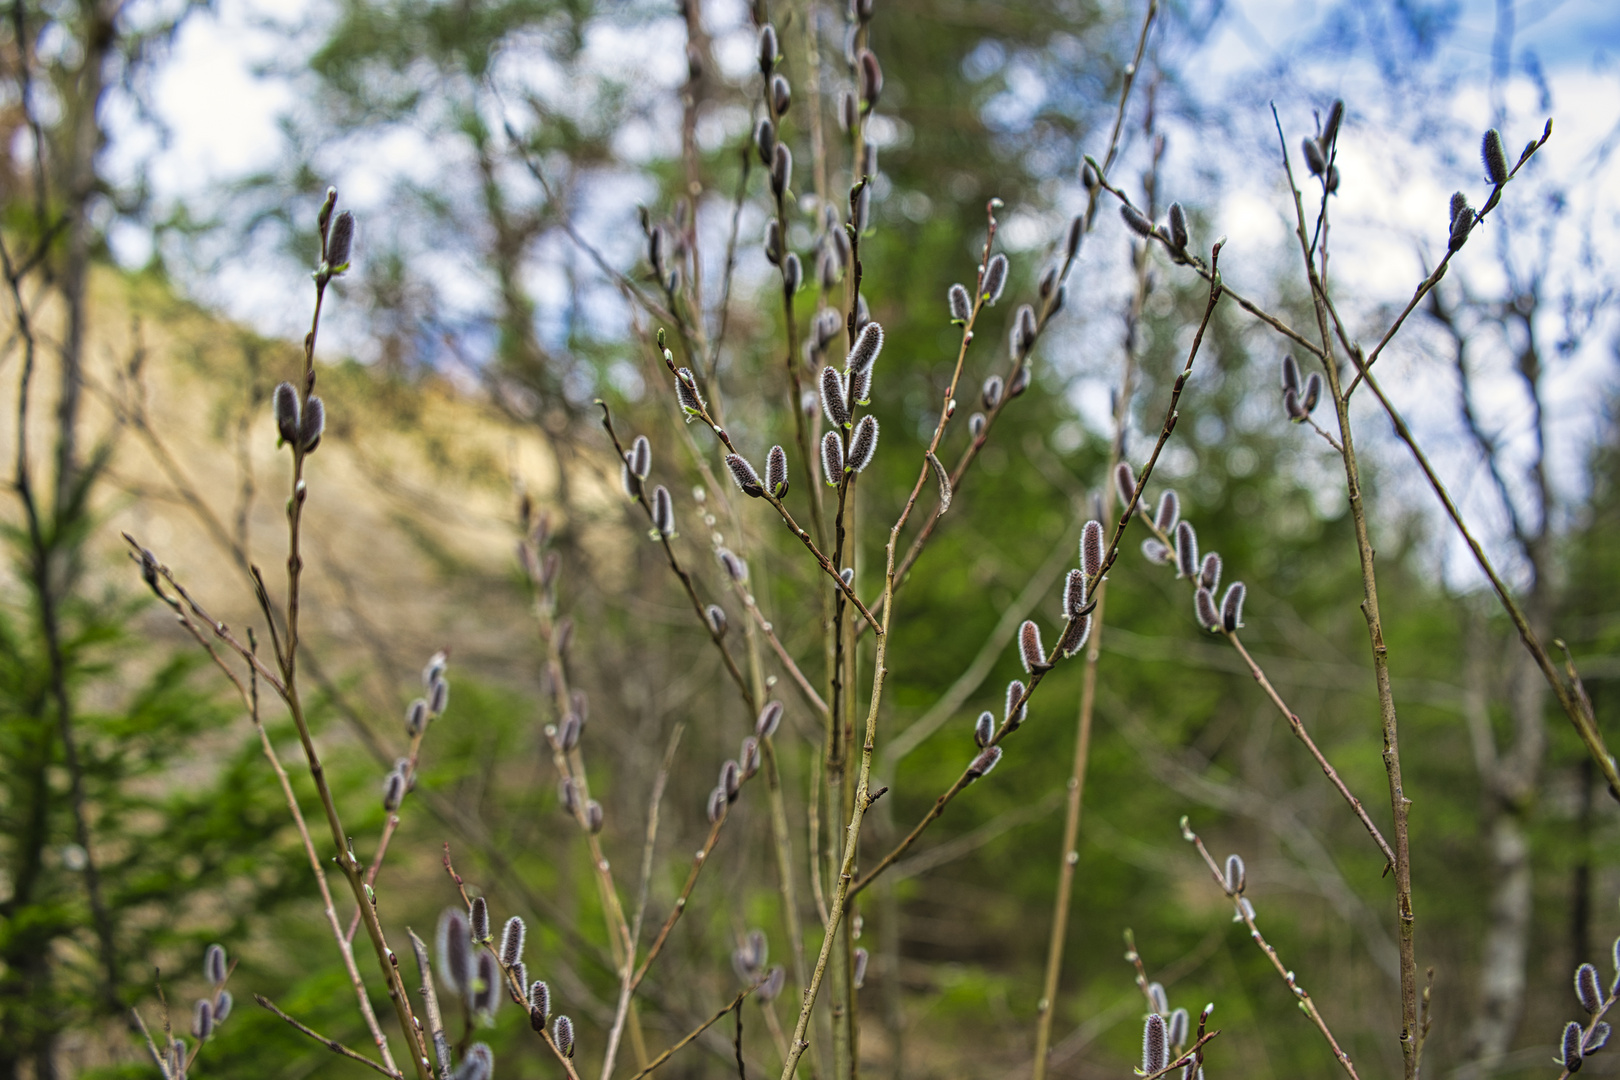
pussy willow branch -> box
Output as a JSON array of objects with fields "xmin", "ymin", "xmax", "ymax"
[
  {"xmin": 1032, "ymin": 131, "xmax": 1159, "ymax": 1078},
  {"xmin": 850, "ymin": 245, "xmax": 1224, "ymax": 898},
  {"xmin": 1182, "ymin": 824, "xmax": 1361, "ymax": 1080},
  {"xmin": 666, "ymin": 355, "xmax": 882, "ymax": 629},
  {"xmin": 1270, "ymin": 108, "xmax": 1417, "ymax": 1078},
  {"xmin": 1343, "ymin": 119, "xmax": 1553, "ymax": 397},
  {"xmin": 1137, "ymin": 515, "xmax": 1396, "ymax": 869},
  {"xmin": 443, "ymin": 850, "xmax": 584, "ymax": 1080},
  {"xmin": 861, "ymin": 0, "xmax": 1158, "ymax": 632},
  {"xmin": 628, "ymin": 805, "xmax": 739, "ymax": 995},
  {"xmin": 599, "ymin": 402, "xmax": 757, "ymax": 713},
  {"xmin": 1555, "ymin": 986, "xmax": 1617, "ymax": 1080},
  {"xmin": 346, "ymin": 717, "xmax": 430, "ymax": 943},
  {"xmin": 255, "ymin": 995, "xmax": 402, "ymax": 1079}
]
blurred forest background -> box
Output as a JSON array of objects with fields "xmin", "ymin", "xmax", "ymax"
[{"xmin": 2, "ymin": 0, "xmax": 1619, "ymax": 1077}]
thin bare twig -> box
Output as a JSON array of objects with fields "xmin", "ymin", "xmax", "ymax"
[{"xmin": 254, "ymin": 995, "xmax": 404, "ymax": 1079}]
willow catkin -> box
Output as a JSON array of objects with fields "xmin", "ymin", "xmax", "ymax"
[
  {"xmin": 821, "ymin": 430, "xmax": 844, "ymax": 486},
  {"xmin": 1018, "ymin": 620, "xmax": 1046, "ymax": 673},
  {"xmin": 948, "ymin": 283, "xmax": 971, "ymax": 323},
  {"xmin": 1081, "ymin": 519, "xmax": 1104, "ymax": 578},
  {"xmin": 847, "ymin": 416, "xmax": 879, "ymax": 473},
  {"xmin": 981, "ymin": 253, "xmax": 1008, "ymax": 304},
  {"xmin": 1175, "ymin": 521, "xmax": 1199, "ymax": 579}
]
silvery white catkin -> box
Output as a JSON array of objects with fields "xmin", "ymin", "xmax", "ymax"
[
  {"xmin": 192, "ymin": 1000, "xmax": 212, "ymax": 1041},
  {"xmin": 1018, "ymin": 620, "xmax": 1045, "ymax": 673},
  {"xmin": 1005, "ymin": 680, "xmax": 1027, "ymax": 726},
  {"xmin": 1587, "ymin": 1023, "xmax": 1613, "ymax": 1054},
  {"xmin": 1302, "ymin": 137, "xmax": 1326, "ymax": 176},
  {"xmin": 847, "ymin": 416, "xmax": 879, "ymax": 473},
  {"xmin": 740, "ymin": 736, "xmax": 760, "ymax": 778},
  {"xmin": 676, "ymin": 367, "xmax": 704, "ymax": 415},
  {"xmin": 857, "ymin": 49, "xmax": 882, "ymax": 107},
  {"xmin": 1065, "ymin": 214, "xmax": 1084, "ymax": 263},
  {"xmin": 1114, "ymin": 462, "xmax": 1137, "ymax": 512},
  {"xmin": 1221, "ymin": 582, "xmax": 1246, "ymax": 632},
  {"xmin": 1194, "ymin": 587, "xmax": 1220, "ymax": 631},
  {"xmin": 949, "ymin": 283, "xmax": 971, "ymax": 322},
  {"xmin": 821, "ymin": 430, "xmax": 844, "ymax": 486},
  {"xmin": 501, "ymin": 917, "xmax": 526, "ymax": 968},
  {"xmin": 1200, "ymin": 553, "xmax": 1222, "ymax": 593},
  {"xmin": 1166, "ymin": 1008, "xmax": 1189, "ymax": 1049},
  {"xmin": 847, "ymin": 363, "xmax": 871, "ymax": 408},
  {"xmin": 274, "ymin": 382, "xmax": 300, "ymax": 444},
  {"xmin": 1175, "ymin": 521, "xmax": 1199, "ymax": 579},
  {"xmin": 1563, "ymin": 1021, "xmax": 1584, "ymax": 1072},
  {"xmin": 771, "ymin": 74, "xmax": 791, "ymax": 115},
  {"xmin": 1302, "ymin": 373, "xmax": 1322, "ymax": 413},
  {"xmin": 782, "ymin": 252, "xmax": 802, "ymax": 294},
  {"xmin": 1148, "ymin": 983, "xmax": 1168, "ymax": 1016},
  {"xmin": 757, "ymin": 700, "xmax": 783, "ymax": 739},
  {"xmin": 1224, "ymin": 853, "xmax": 1245, "ymax": 894},
  {"xmin": 758, "ymin": 966, "xmax": 786, "ymax": 1001},
  {"xmin": 821, "ymin": 366, "xmax": 851, "ymax": 429},
  {"xmin": 982, "ymin": 375, "xmax": 1003, "ymax": 410},
  {"xmin": 652, "ymin": 485, "xmax": 675, "ymax": 538},
  {"xmin": 1168, "ymin": 202, "xmax": 1189, "ymax": 250},
  {"xmin": 528, "ymin": 981, "xmax": 550, "ymax": 1027},
  {"xmin": 1482, "ymin": 128, "xmax": 1509, "ymax": 185},
  {"xmin": 470, "ymin": 896, "xmax": 489, "ymax": 942},
  {"xmin": 300, "ymin": 396, "xmax": 325, "ymax": 453},
  {"xmin": 847, "ymin": 321, "xmax": 883, "ymax": 374},
  {"xmin": 707, "ymin": 787, "xmax": 727, "ymax": 823},
  {"xmin": 585, "ymin": 799, "xmax": 603, "ymax": 833},
  {"xmin": 981, "ymin": 253, "xmax": 1008, "ymax": 304},
  {"xmin": 1155, "ymin": 490, "xmax": 1180, "ymax": 533},
  {"xmin": 726, "ymin": 453, "xmax": 765, "ymax": 497},
  {"xmin": 969, "ymin": 412, "xmax": 986, "ymax": 439},
  {"xmin": 1577, "ymin": 963, "xmax": 1604, "ymax": 1013},
  {"xmin": 1121, "ymin": 203, "xmax": 1153, "ymax": 237},
  {"xmin": 214, "ymin": 991, "xmax": 232, "ymax": 1022},
  {"xmin": 1010, "ymin": 304, "xmax": 1037, "ymax": 360},
  {"xmin": 1142, "ymin": 1014, "xmax": 1168, "ymax": 1075},
  {"xmin": 438, "ymin": 908, "xmax": 471, "ymax": 994},
  {"xmin": 630, "ymin": 435, "xmax": 651, "ymax": 479},
  {"xmin": 757, "ymin": 23, "xmax": 777, "ymax": 73},
  {"xmin": 974, "ymin": 711, "xmax": 994, "ymax": 748},
  {"xmin": 326, "ymin": 211, "xmax": 355, "ymax": 268},
  {"xmin": 764, "ymin": 218, "xmax": 783, "ymax": 265},
  {"xmin": 205, "ymin": 944, "xmax": 227, "ymax": 985},
  {"xmin": 754, "ymin": 118, "xmax": 776, "ymax": 166},
  {"xmin": 1081, "ymin": 520, "xmax": 1104, "ymax": 578},
  {"xmin": 966, "ymin": 745, "xmax": 1002, "ymax": 780},
  {"xmin": 1058, "ymin": 613, "xmax": 1091, "ymax": 658},
  {"xmin": 719, "ymin": 547, "xmax": 748, "ymax": 582},
  {"xmin": 460, "ymin": 1044, "xmax": 495, "ymax": 1080},
  {"xmin": 706, "ymin": 604, "xmax": 727, "ymax": 636},
  {"xmin": 1062, "ymin": 568, "xmax": 1087, "ymax": 620},
  {"xmin": 853, "ymin": 947, "xmax": 869, "ymax": 989},
  {"xmin": 721, "ymin": 760, "xmax": 741, "ymax": 800},
  {"xmin": 554, "ymin": 1016, "xmax": 576, "ymax": 1059},
  {"xmin": 1281, "ymin": 355, "xmax": 1301, "ymax": 396}
]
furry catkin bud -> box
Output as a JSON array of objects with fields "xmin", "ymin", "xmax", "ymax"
[
  {"xmin": 1058, "ymin": 613, "xmax": 1091, "ymax": 658},
  {"xmin": 1065, "ymin": 214, "xmax": 1084, "ymax": 263},
  {"xmin": 1018, "ymin": 620, "xmax": 1047, "ymax": 673},
  {"xmin": 1166, "ymin": 1007, "xmax": 1189, "ymax": 1049},
  {"xmin": 585, "ymin": 799, "xmax": 604, "ymax": 833},
  {"xmin": 300, "ymin": 395, "xmax": 325, "ymax": 453},
  {"xmin": 1120, "ymin": 204, "xmax": 1153, "ymax": 237},
  {"xmin": 1482, "ymin": 128, "xmax": 1508, "ymax": 185},
  {"xmin": 511, "ymin": 960, "xmax": 527, "ymax": 997},
  {"xmin": 1577, "ymin": 963, "xmax": 1604, "ymax": 1013},
  {"xmin": 470, "ymin": 896, "xmax": 490, "ymax": 942},
  {"xmin": 857, "ymin": 49, "xmax": 883, "ymax": 108},
  {"xmin": 1081, "ymin": 160, "xmax": 1099, "ymax": 191},
  {"xmin": 721, "ymin": 759, "xmax": 742, "ymax": 801},
  {"xmin": 706, "ymin": 604, "xmax": 728, "ymax": 637},
  {"xmin": 383, "ymin": 767, "xmax": 405, "ymax": 812},
  {"xmin": 821, "ymin": 430, "xmax": 845, "ymax": 486},
  {"xmin": 852, "ymin": 184, "xmax": 871, "ymax": 233},
  {"xmin": 740, "ymin": 736, "xmax": 761, "ymax": 778},
  {"xmin": 725, "ymin": 453, "xmax": 765, "ymax": 498},
  {"xmin": 974, "ymin": 710, "xmax": 994, "ymax": 748},
  {"xmin": 1167, "ymin": 202, "xmax": 1189, "ymax": 250},
  {"xmin": 821, "ymin": 366, "xmax": 851, "ymax": 429},
  {"xmin": 1005, "ymin": 680, "xmax": 1027, "ymax": 727},
  {"xmin": 1142, "ymin": 539, "xmax": 1172, "ymax": 564},
  {"xmin": 772, "ymin": 74, "xmax": 791, "ymax": 115},
  {"xmin": 555, "ymin": 712, "xmax": 581, "ymax": 752},
  {"xmin": 782, "ymin": 252, "xmax": 802, "ymax": 295},
  {"xmin": 771, "ymin": 143, "xmax": 793, "ymax": 198},
  {"xmin": 1281, "ymin": 355, "xmax": 1301, "ymax": 396},
  {"xmin": 554, "ymin": 1016, "xmax": 576, "ymax": 1059},
  {"xmin": 847, "ymin": 320, "xmax": 883, "ymax": 374},
  {"xmin": 981, "ymin": 253, "xmax": 1008, "ymax": 304},
  {"xmin": 1081, "ymin": 520, "xmax": 1104, "ymax": 579},
  {"xmin": 1224, "ymin": 853, "xmax": 1246, "ymax": 894},
  {"xmin": 813, "ymin": 307, "xmax": 843, "ymax": 352},
  {"xmin": 1199, "ymin": 552, "xmax": 1222, "ymax": 593},
  {"xmin": 1175, "ymin": 521, "xmax": 1198, "ymax": 578},
  {"xmin": 949, "ymin": 283, "xmax": 971, "ymax": 323},
  {"xmin": 1302, "ymin": 137, "xmax": 1326, "ymax": 176},
  {"xmin": 1587, "ymin": 1024, "xmax": 1613, "ymax": 1054},
  {"xmin": 1564, "ymin": 1021, "xmax": 1585, "ymax": 1072},
  {"xmin": 205, "ymin": 944, "xmax": 227, "ymax": 986},
  {"xmin": 192, "ymin": 999, "xmax": 213, "ymax": 1041},
  {"xmin": 853, "ymin": 947, "xmax": 869, "ymax": 988},
  {"xmin": 848, "ymin": 364, "xmax": 871, "ymax": 407},
  {"xmin": 847, "ymin": 416, "xmax": 879, "ymax": 473},
  {"xmin": 969, "ymin": 412, "xmax": 986, "ymax": 439},
  {"xmin": 429, "ymin": 676, "xmax": 449, "ymax": 716},
  {"xmin": 758, "ymin": 965, "xmax": 786, "ymax": 1001},
  {"xmin": 1448, "ymin": 199, "xmax": 1475, "ymax": 252},
  {"xmin": 839, "ymin": 90, "xmax": 857, "ymax": 132},
  {"xmin": 676, "ymin": 367, "xmax": 705, "ymax": 416},
  {"xmin": 754, "ymin": 118, "xmax": 776, "ymax": 167},
  {"xmin": 1284, "ymin": 388, "xmax": 1306, "ymax": 421},
  {"xmin": 1221, "ymin": 582, "xmax": 1246, "ymax": 631},
  {"xmin": 1449, "ymin": 192, "xmax": 1468, "ymax": 231},
  {"xmin": 327, "ymin": 211, "xmax": 355, "ymax": 269},
  {"xmin": 757, "ymin": 700, "xmax": 783, "ymax": 739},
  {"xmin": 757, "ymin": 23, "xmax": 778, "ymax": 74},
  {"xmin": 1195, "ymin": 587, "xmax": 1220, "ymax": 631},
  {"xmin": 1147, "ymin": 983, "xmax": 1168, "ymax": 1016},
  {"xmin": 528, "ymin": 981, "xmax": 550, "ymax": 1027},
  {"xmin": 1143, "ymin": 1014, "xmax": 1168, "ymax": 1075},
  {"xmin": 707, "ymin": 786, "xmax": 727, "ymax": 823},
  {"xmin": 1038, "ymin": 265, "xmax": 1058, "ymax": 300},
  {"xmin": 1154, "ymin": 490, "xmax": 1180, "ymax": 534},
  {"xmin": 1302, "ymin": 373, "xmax": 1322, "ymax": 413},
  {"xmin": 764, "ymin": 218, "xmax": 783, "ymax": 265},
  {"xmin": 438, "ymin": 908, "xmax": 471, "ymax": 995},
  {"xmin": 719, "ymin": 547, "xmax": 748, "ymax": 583},
  {"xmin": 560, "ymin": 777, "xmax": 579, "ymax": 814},
  {"xmin": 501, "ymin": 917, "xmax": 527, "ymax": 968},
  {"xmin": 966, "ymin": 745, "xmax": 1003, "ymax": 780},
  {"xmin": 273, "ymin": 382, "xmax": 300, "ymax": 444},
  {"xmin": 630, "ymin": 435, "xmax": 651, "ymax": 479},
  {"xmin": 214, "ymin": 990, "xmax": 232, "ymax": 1022},
  {"xmin": 1063, "ymin": 568, "xmax": 1088, "ymax": 621},
  {"xmin": 1115, "ymin": 462, "xmax": 1137, "ymax": 512},
  {"xmin": 1322, "ymin": 99, "xmax": 1344, "ymax": 148},
  {"xmin": 1011, "ymin": 304, "xmax": 1038, "ymax": 360},
  {"xmin": 652, "ymin": 485, "xmax": 675, "ymax": 538},
  {"xmin": 455, "ymin": 1044, "xmax": 493, "ymax": 1080}
]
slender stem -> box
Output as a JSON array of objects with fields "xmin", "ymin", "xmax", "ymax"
[
  {"xmin": 631, "ymin": 991, "xmax": 753, "ymax": 1080},
  {"xmin": 255, "ymin": 995, "xmax": 403, "ymax": 1079}
]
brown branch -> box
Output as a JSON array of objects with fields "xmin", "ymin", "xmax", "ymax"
[{"xmin": 255, "ymin": 995, "xmax": 404, "ymax": 1079}]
